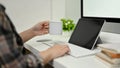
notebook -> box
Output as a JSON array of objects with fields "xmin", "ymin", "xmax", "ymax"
[{"xmin": 40, "ymin": 18, "xmax": 104, "ymax": 57}]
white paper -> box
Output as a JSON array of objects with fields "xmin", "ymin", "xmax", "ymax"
[{"xmin": 98, "ymin": 43, "xmax": 120, "ymax": 53}]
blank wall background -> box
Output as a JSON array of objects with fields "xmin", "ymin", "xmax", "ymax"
[
  {"xmin": 1, "ymin": 0, "xmax": 120, "ymax": 34},
  {"xmin": 65, "ymin": 0, "xmax": 80, "ymax": 23},
  {"xmin": 0, "ymin": 0, "xmax": 51, "ymax": 32}
]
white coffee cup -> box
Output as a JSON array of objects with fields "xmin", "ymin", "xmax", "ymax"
[{"xmin": 49, "ymin": 21, "xmax": 62, "ymax": 35}]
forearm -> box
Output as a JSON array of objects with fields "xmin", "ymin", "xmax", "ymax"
[
  {"xmin": 40, "ymin": 50, "xmax": 53, "ymax": 65},
  {"xmin": 20, "ymin": 28, "xmax": 35, "ymax": 43}
]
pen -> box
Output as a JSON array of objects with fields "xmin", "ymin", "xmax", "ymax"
[{"xmin": 36, "ymin": 39, "xmax": 52, "ymax": 42}]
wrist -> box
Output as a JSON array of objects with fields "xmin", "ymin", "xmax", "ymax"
[
  {"xmin": 28, "ymin": 28, "xmax": 36, "ymax": 37},
  {"xmin": 40, "ymin": 50, "xmax": 53, "ymax": 65},
  {"xmin": 20, "ymin": 28, "xmax": 36, "ymax": 42}
]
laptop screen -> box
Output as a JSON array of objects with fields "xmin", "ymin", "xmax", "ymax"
[{"xmin": 69, "ymin": 18, "xmax": 104, "ymax": 49}]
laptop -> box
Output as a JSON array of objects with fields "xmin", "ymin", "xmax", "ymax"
[{"xmin": 40, "ymin": 18, "xmax": 104, "ymax": 57}]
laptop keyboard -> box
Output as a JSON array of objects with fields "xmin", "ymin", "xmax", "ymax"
[{"xmin": 42, "ymin": 41, "xmax": 97, "ymax": 57}]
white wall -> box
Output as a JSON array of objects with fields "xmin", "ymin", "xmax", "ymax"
[
  {"xmin": 65, "ymin": 0, "xmax": 80, "ymax": 23},
  {"xmin": 1, "ymin": 0, "xmax": 119, "ymax": 34},
  {"xmin": 51, "ymin": 0, "xmax": 65, "ymax": 21},
  {"xmin": 0, "ymin": 0, "xmax": 51, "ymax": 32},
  {"xmin": 0, "ymin": 0, "xmax": 66, "ymax": 32}
]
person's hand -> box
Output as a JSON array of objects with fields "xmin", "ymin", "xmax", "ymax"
[
  {"xmin": 20, "ymin": 20, "xmax": 49, "ymax": 42},
  {"xmin": 47, "ymin": 44, "xmax": 70, "ymax": 58},
  {"xmin": 40, "ymin": 44, "xmax": 70, "ymax": 64},
  {"xmin": 31, "ymin": 20, "xmax": 49, "ymax": 36}
]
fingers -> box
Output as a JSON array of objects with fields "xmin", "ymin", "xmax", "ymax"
[
  {"xmin": 42, "ymin": 20, "xmax": 49, "ymax": 26},
  {"xmin": 53, "ymin": 44, "xmax": 70, "ymax": 54},
  {"xmin": 42, "ymin": 29, "xmax": 49, "ymax": 34},
  {"xmin": 57, "ymin": 45, "xmax": 70, "ymax": 57},
  {"xmin": 44, "ymin": 22, "xmax": 49, "ymax": 26},
  {"xmin": 35, "ymin": 29, "xmax": 48, "ymax": 35},
  {"xmin": 43, "ymin": 21, "xmax": 49, "ymax": 29},
  {"xmin": 64, "ymin": 45, "xmax": 70, "ymax": 52},
  {"xmin": 44, "ymin": 25, "xmax": 49, "ymax": 29},
  {"xmin": 61, "ymin": 45, "xmax": 70, "ymax": 54},
  {"xmin": 44, "ymin": 30, "xmax": 49, "ymax": 34},
  {"xmin": 45, "ymin": 44, "xmax": 70, "ymax": 60}
]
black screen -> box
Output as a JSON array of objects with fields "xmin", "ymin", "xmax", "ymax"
[{"xmin": 69, "ymin": 18, "xmax": 104, "ymax": 49}]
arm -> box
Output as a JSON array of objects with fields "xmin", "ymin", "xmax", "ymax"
[
  {"xmin": 20, "ymin": 28, "xmax": 35, "ymax": 43},
  {"xmin": 39, "ymin": 44, "xmax": 70, "ymax": 65},
  {"xmin": 24, "ymin": 44, "xmax": 69, "ymax": 67},
  {"xmin": 19, "ymin": 21, "xmax": 70, "ymax": 65},
  {"xmin": 0, "ymin": 4, "xmax": 70, "ymax": 67},
  {"xmin": 20, "ymin": 21, "xmax": 49, "ymax": 43}
]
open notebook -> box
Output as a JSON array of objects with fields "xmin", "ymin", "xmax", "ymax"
[{"xmin": 39, "ymin": 18, "xmax": 104, "ymax": 57}]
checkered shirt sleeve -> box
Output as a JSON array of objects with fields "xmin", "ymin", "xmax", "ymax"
[{"xmin": 0, "ymin": 4, "xmax": 42, "ymax": 68}]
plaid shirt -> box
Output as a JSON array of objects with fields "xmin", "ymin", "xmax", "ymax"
[{"xmin": 0, "ymin": 4, "xmax": 42, "ymax": 68}]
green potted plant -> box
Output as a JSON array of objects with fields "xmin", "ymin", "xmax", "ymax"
[{"xmin": 61, "ymin": 18, "xmax": 75, "ymax": 36}]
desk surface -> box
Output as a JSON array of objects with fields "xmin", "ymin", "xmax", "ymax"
[{"xmin": 24, "ymin": 32, "xmax": 120, "ymax": 68}]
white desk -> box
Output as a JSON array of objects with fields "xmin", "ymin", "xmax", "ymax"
[{"xmin": 24, "ymin": 32, "xmax": 120, "ymax": 68}]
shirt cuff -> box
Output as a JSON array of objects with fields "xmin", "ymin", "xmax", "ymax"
[
  {"xmin": 34, "ymin": 52, "xmax": 44, "ymax": 66},
  {"xmin": 26, "ymin": 54, "xmax": 43, "ymax": 67}
]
